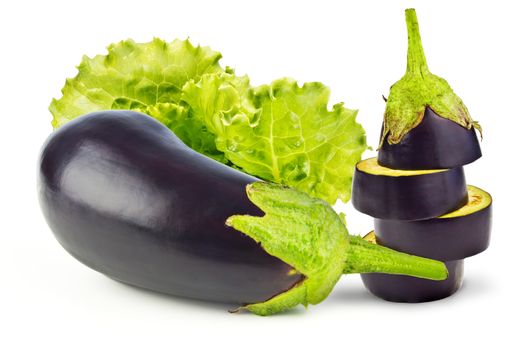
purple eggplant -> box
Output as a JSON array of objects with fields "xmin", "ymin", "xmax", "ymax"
[
  {"xmin": 375, "ymin": 185, "xmax": 492, "ymax": 261},
  {"xmin": 38, "ymin": 110, "xmax": 448, "ymax": 315},
  {"xmin": 360, "ymin": 232, "xmax": 463, "ymax": 302},
  {"xmin": 351, "ymin": 157, "xmax": 468, "ymax": 220},
  {"xmin": 38, "ymin": 110, "xmax": 303, "ymax": 304},
  {"xmin": 378, "ymin": 108, "xmax": 481, "ymax": 170}
]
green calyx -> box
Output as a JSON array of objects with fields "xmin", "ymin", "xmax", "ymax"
[
  {"xmin": 226, "ymin": 182, "xmax": 349, "ymax": 316},
  {"xmin": 379, "ymin": 8, "xmax": 482, "ymax": 147},
  {"xmin": 227, "ymin": 182, "xmax": 447, "ymax": 316}
]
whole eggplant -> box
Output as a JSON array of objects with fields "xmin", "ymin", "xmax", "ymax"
[{"xmin": 38, "ymin": 110, "xmax": 303, "ymax": 305}]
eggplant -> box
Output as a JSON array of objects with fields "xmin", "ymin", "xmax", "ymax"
[
  {"xmin": 378, "ymin": 9, "xmax": 482, "ymax": 170},
  {"xmin": 375, "ymin": 185, "xmax": 492, "ymax": 261},
  {"xmin": 351, "ymin": 157, "xmax": 468, "ymax": 220},
  {"xmin": 38, "ymin": 110, "xmax": 303, "ymax": 305},
  {"xmin": 378, "ymin": 107, "xmax": 481, "ymax": 170},
  {"xmin": 39, "ymin": 110, "xmax": 448, "ymax": 315},
  {"xmin": 360, "ymin": 232, "xmax": 463, "ymax": 302}
]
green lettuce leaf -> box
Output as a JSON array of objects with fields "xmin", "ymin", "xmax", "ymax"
[
  {"xmin": 182, "ymin": 77, "xmax": 367, "ymax": 204},
  {"xmin": 180, "ymin": 71, "xmax": 258, "ymax": 163}
]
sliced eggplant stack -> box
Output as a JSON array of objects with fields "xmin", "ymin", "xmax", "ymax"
[
  {"xmin": 356, "ymin": 9, "xmax": 491, "ymax": 305},
  {"xmin": 360, "ymin": 232, "xmax": 463, "ymax": 303},
  {"xmin": 378, "ymin": 107, "xmax": 482, "ymax": 170},
  {"xmin": 375, "ymin": 186, "xmax": 492, "ymax": 261},
  {"xmin": 351, "ymin": 157, "xmax": 468, "ymax": 220}
]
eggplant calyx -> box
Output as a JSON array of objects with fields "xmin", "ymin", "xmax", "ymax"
[
  {"xmin": 379, "ymin": 8, "xmax": 482, "ymax": 148},
  {"xmin": 226, "ymin": 182, "xmax": 349, "ymax": 316},
  {"xmin": 344, "ymin": 235, "xmax": 448, "ymax": 281}
]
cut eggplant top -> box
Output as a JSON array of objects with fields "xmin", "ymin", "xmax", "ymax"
[
  {"xmin": 440, "ymin": 185, "xmax": 491, "ymax": 219},
  {"xmin": 378, "ymin": 9, "xmax": 482, "ymax": 170}
]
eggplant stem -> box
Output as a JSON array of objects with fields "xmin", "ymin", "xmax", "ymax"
[
  {"xmin": 343, "ymin": 235, "xmax": 448, "ymax": 281},
  {"xmin": 405, "ymin": 8, "xmax": 430, "ymax": 77}
]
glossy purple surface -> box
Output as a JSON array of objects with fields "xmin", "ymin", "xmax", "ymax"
[
  {"xmin": 38, "ymin": 111, "xmax": 302, "ymax": 305},
  {"xmin": 378, "ymin": 107, "xmax": 482, "ymax": 170}
]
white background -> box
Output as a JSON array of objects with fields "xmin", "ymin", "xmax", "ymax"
[{"xmin": 1, "ymin": 0, "xmax": 523, "ymax": 348}]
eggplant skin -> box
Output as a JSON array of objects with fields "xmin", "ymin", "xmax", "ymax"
[
  {"xmin": 38, "ymin": 110, "xmax": 302, "ymax": 305},
  {"xmin": 361, "ymin": 260, "xmax": 463, "ymax": 303},
  {"xmin": 378, "ymin": 107, "xmax": 482, "ymax": 170},
  {"xmin": 374, "ymin": 203, "xmax": 492, "ymax": 261},
  {"xmin": 351, "ymin": 162, "xmax": 468, "ymax": 220}
]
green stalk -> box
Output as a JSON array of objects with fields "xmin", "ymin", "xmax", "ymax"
[
  {"xmin": 344, "ymin": 235, "xmax": 447, "ymax": 280},
  {"xmin": 405, "ymin": 8, "xmax": 430, "ymax": 77}
]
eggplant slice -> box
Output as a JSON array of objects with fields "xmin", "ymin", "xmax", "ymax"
[
  {"xmin": 374, "ymin": 185, "xmax": 492, "ymax": 261},
  {"xmin": 351, "ymin": 158, "xmax": 468, "ymax": 220},
  {"xmin": 360, "ymin": 232, "xmax": 463, "ymax": 302},
  {"xmin": 378, "ymin": 107, "xmax": 481, "ymax": 170}
]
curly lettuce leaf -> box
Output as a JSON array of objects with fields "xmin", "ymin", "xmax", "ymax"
[
  {"xmin": 183, "ymin": 77, "xmax": 367, "ymax": 204},
  {"xmin": 50, "ymin": 39, "xmax": 368, "ymax": 203},
  {"xmin": 181, "ymin": 71, "xmax": 258, "ymax": 140},
  {"xmin": 241, "ymin": 79, "xmax": 367, "ymax": 204},
  {"xmin": 49, "ymin": 38, "xmax": 228, "ymax": 162}
]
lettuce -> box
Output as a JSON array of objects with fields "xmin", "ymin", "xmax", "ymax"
[
  {"xmin": 50, "ymin": 39, "xmax": 367, "ymax": 203},
  {"xmin": 183, "ymin": 77, "xmax": 367, "ymax": 204},
  {"xmin": 50, "ymin": 38, "xmax": 228, "ymax": 162}
]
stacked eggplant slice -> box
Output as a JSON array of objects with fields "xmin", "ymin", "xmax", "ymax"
[{"xmin": 351, "ymin": 9, "xmax": 492, "ymax": 302}]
